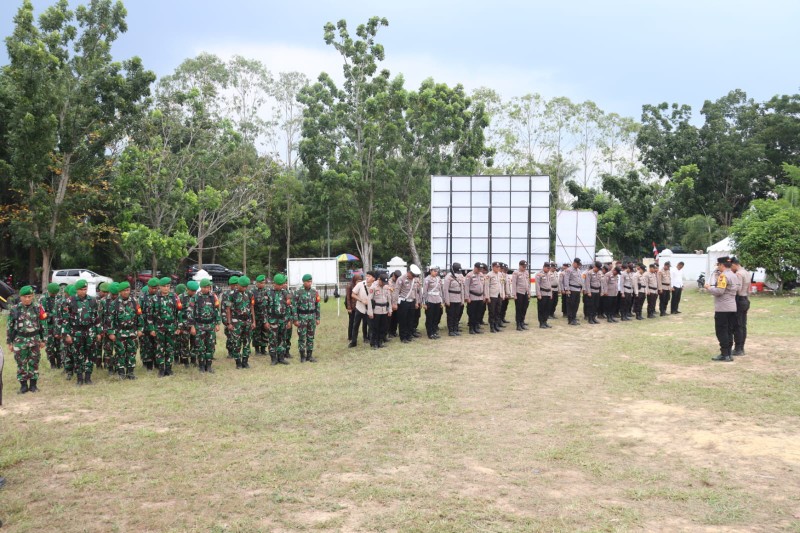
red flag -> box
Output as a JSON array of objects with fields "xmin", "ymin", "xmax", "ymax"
[{"xmin": 652, "ymin": 242, "xmax": 659, "ymax": 257}]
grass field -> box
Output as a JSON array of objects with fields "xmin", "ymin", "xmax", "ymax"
[{"xmin": 1, "ymin": 290, "xmax": 799, "ymax": 532}]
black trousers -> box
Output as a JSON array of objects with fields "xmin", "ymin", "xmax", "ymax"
[
  {"xmin": 582, "ymin": 293, "xmax": 591, "ymax": 318},
  {"xmin": 447, "ymin": 302, "xmax": 463, "ymax": 331},
  {"xmin": 586, "ymin": 292, "xmax": 600, "ymax": 319},
  {"xmin": 370, "ymin": 314, "xmax": 389, "ymax": 347},
  {"xmin": 389, "ymin": 311, "xmax": 398, "ymax": 336},
  {"xmin": 397, "ymin": 301, "xmax": 416, "ymax": 341},
  {"xmin": 350, "ymin": 309, "xmax": 369, "ymax": 344},
  {"xmin": 488, "ymin": 297, "xmax": 502, "ymax": 326},
  {"xmin": 425, "ymin": 304, "xmax": 443, "ymax": 336},
  {"xmin": 500, "ymin": 298, "xmax": 509, "ymax": 320},
  {"xmin": 734, "ymin": 296, "xmax": 750, "ymax": 349},
  {"xmin": 413, "ymin": 306, "xmax": 421, "ymax": 331},
  {"xmin": 566, "ymin": 291, "xmax": 581, "ymax": 321},
  {"xmin": 621, "ymin": 293, "xmax": 633, "ymax": 316},
  {"xmin": 647, "ymin": 293, "xmax": 658, "ymax": 315},
  {"xmin": 551, "ymin": 290, "xmax": 559, "ymax": 316},
  {"xmin": 604, "ymin": 295, "xmax": 618, "ymax": 319},
  {"xmin": 561, "ymin": 291, "xmax": 568, "ymax": 315},
  {"xmin": 670, "ymin": 287, "xmax": 683, "ymax": 313},
  {"xmin": 537, "ymin": 295, "xmax": 551, "ymax": 324},
  {"xmin": 347, "ymin": 310, "xmax": 355, "ymax": 340},
  {"xmin": 658, "ymin": 290, "xmax": 671, "ymax": 314},
  {"xmin": 515, "ymin": 293, "xmax": 530, "ymax": 324},
  {"xmin": 634, "ymin": 293, "xmax": 645, "ymax": 315},
  {"xmin": 467, "ymin": 300, "xmax": 484, "ymax": 328},
  {"xmin": 598, "ymin": 294, "xmax": 606, "ymax": 317},
  {"xmin": 714, "ymin": 311, "xmax": 737, "ymax": 356}
]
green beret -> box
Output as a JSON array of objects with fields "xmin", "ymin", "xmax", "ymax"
[
  {"xmin": 256, "ymin": 275, "xmax": 266, "ymax": 282},
  {"xmin": 302, "ymin": 274, "xmax": 312, "ymax": 282},
  {"xmin": 47, "ymin": 282, "xmax": 60, "ymax": 294},
  {"xmin": 273, "ymin": 273, "xmax": 287, "ymax": 285},
  {"xmin": 67, "ymin": 285, "xmax": 77, "ymax": 296},
  {"xmin": 98, "ymin": 282, "xmax": 110, "ymax": 292},
  {"xmin": 199, "ymin": 279, "xmax": 212, "ymax": 288},
  {"xmin": 159, "ymin": 277, "xmax": 171, "ymax": 286},
  {"xmin": 238, "ymin": 275, "xmax": 251, "ymax": 286},
  {"xmin": 147, "ymin": 278, "xmax": 160, "ymax": 288},
  {"xmin": 75, "ymin": 279, "xmax": 88, "ymax": 290},
  {"xmin": 118, "ymin": 281, "xmax": 130, "ymax": 291},
  {"xmin": 186, "ymin": 280, "xmax": 199, "ymax": 291},
  {"xmin": 175, "ymin": 283, "xmax": 186, "ymax": 295},
  {"xmin": 141, "ymin": 286, "xmax": 149, "ymax": 294},
  {"xmin": 19, "ymin": 285, "xmax": 33, "ymax": 296},
  {"xmin": 228, "ymin": 276, "xmax": 239, "ymax": 285},
  {"xmin": 108, "ymin": 283, "xmax": 120, "ymax": 295}
]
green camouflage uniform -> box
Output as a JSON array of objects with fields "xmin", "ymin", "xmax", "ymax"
[
  {"xmin": 139, "ymin": 289, "xmax": 158, "ymax": 368},
  {"xmin": 266, "ymin": 287, "xmax": 293, "ymax": 364},
  {"xmin": 176, "ymin": 292, "xmax": 193, "ymax": 366},
  {"xmin": 57, "ymin": 293, "xmax": 76, "ymax": 376},
  {"xmin": 148, "ymin": 291, "xmax": 180, "ymax": 373},
  {"xmin": 108, "ymin": 295, "xmax": 143, "ymax": 376},
  {"xmin": 7, "ymin": 299, "xmax": 45, "ymax": 383},
  {"xmin": 253, "ymin": 286, "xmax": 269, "ymax": 354},
  {"xmin": 188, "ymin": 291, "xmax": 221, "ymax": 370},
  {"xmin": 99, "ymin": 295, "xmax": 117, "ymax": 370},
  {"xmin": 40, "ymin": 292, "xmax": 62, "ymax": 368},
  {"xmin": 221, "ymin": 287, "xmax": 236, "ymax": 357},
  {"xmin": 293, "ymin": 286, "xmax": 320, "ymax": 359},
  {"xmin": 227, "ymin": 289, "xmax": 254, "ymax": 365},
  {"xmin": 62, "ymin": 294, "xmax": 101, "ymax": 379}
]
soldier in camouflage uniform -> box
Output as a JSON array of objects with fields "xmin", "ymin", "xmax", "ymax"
[
  {"xmin": 140, "ymin": 278, "xmax": 160, "ymax": 370},
  {"xmin": 62, "ymin": 279, "xmax": 101, "ymax": 385},
  {"xmin": 222, "ymin": 276, "xmax": 239, "ymax": 358},
  {"xmin": 6, "ymin": 286, "xmax": 46, "ymax": 394},
  {"xmin": 226, "ymin": 276, "xmax": 255, "ymax": 369},
  {"xmin": 107, "ymin": 281, "xmax": 142, "ymax": 380},
  {"xmin": 95, "ymin": 282, "xmax": 110, "ymax": 370},
  {"xmin": 188, "ymin": 278, "xmax": 221, "ymax": 373},
  {"xmin": 175, "ymin": 283, "xmax": 193, "ymax": 368},
  {"xmin": 100, "ymin": 282, "xmax": 119, "ymax": 374},
  {"xmin": 266, "ymin": 274, "xmax": 292, "ymax": 365},
  {"xmin": 293, "ymin": 274, "xmax": 320, "ymax": 363},
  {"xmin": 59, "ymin": 285, "xmax": 77, "ymax": 378},
  {"xmin": 148, "ymin": 277, "xmax": 180, "ymax": 377},
  {"xmin": 252, "ymin": 275, "xmax": 269, "ymax": 355},
  {"xmin": 40, "ymin": 283, "xmax": 62, "ymax": 369}
]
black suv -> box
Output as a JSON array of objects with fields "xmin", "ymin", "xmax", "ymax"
[{"xmin": 186, "ymin": 263, "xmax": 244, "ymax": 285}]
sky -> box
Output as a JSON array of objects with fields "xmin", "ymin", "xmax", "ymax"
[{"xmin": 1, "ymin": 0, "xmax": 799, "ymax": 120}]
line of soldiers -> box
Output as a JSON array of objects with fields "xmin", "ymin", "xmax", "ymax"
[
  {"xmin": 6, "ymin": 272, "xmax": 321, "ymax": 394},
  {"xmin": 343, "ymin": 257, "xmax": 707, "ymax": 347}
]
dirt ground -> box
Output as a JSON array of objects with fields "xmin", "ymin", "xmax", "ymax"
[{"xmin": 1, "ymin": 292, "xmax": 799, "ymax": 532}]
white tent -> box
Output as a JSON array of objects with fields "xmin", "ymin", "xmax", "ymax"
[{"xmin": 706, "ymin": 237, "xmax": 733, "ymax": 277}]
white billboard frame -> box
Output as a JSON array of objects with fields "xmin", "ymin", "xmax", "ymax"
[
  {"xmin": 430, "ymin": 175, "xmax": 551, "ymax": 270},
  {"xmin": 555, "ymin": 210, "xmax": 598, "ymax": 266},
  {"xmin": 286, "ymin": 258, "xmax": 338, "ymax": 287}
]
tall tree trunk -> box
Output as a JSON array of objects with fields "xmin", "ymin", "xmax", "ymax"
[
  {"xmin": 408, "ymin": 232, "xmax": 421, "ymax": 268},
  {"xmin": 28, "ymin": 247, "xmax": 37, "ymax": 286},
  {"xmin": 197, "ymin": 234, "xmax": 204, "ymax": 267},
  {"xmin": 41, "ymin": 248, "xmax": 52, "ymax": 290},
  {"xmin": 151, "ymin": 254, "xmax": 158, "ymax": 274}
]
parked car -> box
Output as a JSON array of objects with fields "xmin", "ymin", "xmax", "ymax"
[
  {"xmin": 126, "ymin": 270, "xmax": 180, "ymax": 290},
  {"xmin": 51, "ymin": 269, "xmax": 112, "ymax": 288},
  {"xmin": 185, "ymin": 263, "xmax": 243, "ymax": 285}
]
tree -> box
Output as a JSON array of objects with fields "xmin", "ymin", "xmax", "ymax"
[
  {"xmin": 271, "ymin": 71, "xmax": 309, "ymax": 168},
  {"xmin": 299, "ymin": 16, "xmax": 404, "ymax": 270},
  {"xmin": 636, "ymin": 102, "xmax": 699, "ymax": 179},
  {"xmin": 2, "ymin": 0, "xmax": 154, "ymax": 284},
  {"xmin": 731, "ymin": 199, "xmax": 800, "ymax": 292}
]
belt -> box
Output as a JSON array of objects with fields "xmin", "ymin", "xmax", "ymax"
[
  {"xmin": 372, "ymin": 302, "xmax": 389, "ymax": 308},
  {"xmin": 736, "ymin": 296, "xmax": 749, "ymax": 301},
  {"xmin": 539, "ymin": 287, "xmax": 551, "ymax": 292},
  {"xmin": 469, "ymin": 291, "xmax": 483, "ymax": 297},
  {"xmin": 15, "ymin": 331, "xmax": 39, "ymax": 338},
  {"xmin": 398, "ymin": 298, "xmax": 416, "ymax": 303},
  {"xmin": 297, "ymin": 309, "xmax": 316, "ymax": 314},
  {"xmin": 569, "ymin": 284, "xmax": 582, "ymax": 289},
  {"xmin": 448, "ymin": 290, "xmax": 462, "ymax": 294},
  {"xmin": 427, "ymin": 290, "xmax": 440, "ymax": 295},
  {"xmin": 649, "ymin": 286, "xmax": 658, "ymax": 290},
  {"xmin": 196, "ymin": 318, "xmax": 216, "ymax": 324}
]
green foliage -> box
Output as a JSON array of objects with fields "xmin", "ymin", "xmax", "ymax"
[{"xmin": 730, "ymin": 199, "xmax": 800, "ymax": 291}]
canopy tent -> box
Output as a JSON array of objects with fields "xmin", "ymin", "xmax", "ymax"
[{"xmin": 706, "ymin": 237, "xmax": 734, "ymax": 276}]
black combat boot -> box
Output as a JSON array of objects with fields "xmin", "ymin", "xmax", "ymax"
[
  {"xmin": 84, "ymin": 373, "xmax": 93, "ymax": 385},
  {"xmin": 206, "ymin": 361, "xmax": 215, "ymax": 373},
  {"xmin": 29, "ymin": 379, "xmax": 39, "ymax": 392},
  {"xmin": 76, "ymin": 373, "xmax": 84, "ymax": 385},
  {"xmin": 300, "ymin": 350, "xmax": 306, "ymax": 363},
  {"xmin": 118, "ymin": 368, "xmax": 126, "ymax": 379},
  {"xmin": 166, "ymin": 365, "xmax": 174, "ymax": 376},
  {"xmin": 127, "ymin": 368, "xmax": 137, "ymax": 380},
  {"xmin": 712, "ymin": 353, "xmax": 734, "ymax": 362},
  {"xmin": 198, "ymin": 361, "xmax": 206, "ymax": 372},
  {"xmin": 490, "ymin": 323, "xmax": 498, "ymax": 333},
  {"xmin": 235, "ymin": 359, "xmax": 242, "ymax": 369},
  {"xmin": 468, "ymin": 325, "xmax": 475, "ymax": 335},
  {"xmin": 539, "ymin": 322, "xmax": 547, "ymax": 329},
  {"xmin": 307, "ymin": 350, "xmax": 317, "ymax": 363},
  {"xmin": 242, "ymin": 357, "xmax": 250, "ymax": 369},
  {"xmin": 448, "ymin": 326, "xmax": 456, "ymax": 337},
  {"xmin": 270, "ymin": 352, "xmax": 278, "ymax": 365},
  {"xmin": 517, "ymin": 322, "xmax": 524, "ymax": 331},
  {"xmin": 278, "ymin": 353, "xmax": 289, "ymax": 365},
  {"xmin": 502, "ymin": 318, "xmax": 510, "ymax": 324},
  {"xmin": 732, "ymin": 347, "xmax": 745, "ymax": 356},
  {"xmin": 348, "ymin": 341, "xmax": 357, "ymax": 348},
  {"xmin": 158, "ymin": 365, "xmax": 166, "ymax": 377},
  {"xmin": 19, "ymin": 380, "xmax": 29, "ymax": 394},
  {"xmin": 191, "ymin": 356, "xmax": 197, "ymax": 366},
  {"xmin": 66, "ymin": 371, "xmax": 73, "ymax": 380}
]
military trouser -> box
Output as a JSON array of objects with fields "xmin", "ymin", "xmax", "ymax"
[
  {"xmin": 176, "ymin": 331, "xmax": 191, "ymax": 364},
  {"xmin": 154, "ymin": 327, "xmax": 177, "ymax": 368},
  {"xmin": 229, "ymin": 319, "xmax": 252, "ymax": 361},
  {"xmin": 566, "ymin": 291, "xmax": 581, "ymax": 322},
  {"xmin": 99, "ymin": 336, "xmax": 113, "ymax": 369},
  {"xmin": 370, "ymin": 314, "xmax": 389, "ymax": 347},
  {"xmin": 140, "ymin": 333, "xmax": 156, "ymax": 365},
  {"xmin": 194, "ymin": 328, "xmax": 216, "ymax": 363},
  {"xmin": 646, "ymin": 293, "xmax": 658, "ymax": 316},
  {"xmin": 586, "ymin": 292, "xmax": 600, "ymax": 320},
  {"xmin": 633, "ymin": 293, "xmax": 646, "ymax": 316},
  {"xmin": 658, "ymin": 290, "xmax": 671, "ymax": 315},
  {"xmin": 551, "ymin": 290, "xmax": 559, "ymax": 317},
  {"xmin": 296, "ymin": 314, "xmax": 317, "ymax": 352},
  {"xmin": 62, "ymin": 337, "xmax": 76, "ymax": 374},
  {"xmin": 734, "ymin": 296, "xmax": 749, "ymax": 350},
  {"xmin": 267, "ymin": 319, "xmax": 290, "ymax": 361},
  {"xmin": 446, "ymin": 302, "xmax": 463, "ymax": 332},
  {"xmin": 604, "ymin": 296, "xmax": 618, "ymax": 320},
  {"xmin": 45, "ymin": 333, "xmax": 62, "ymax": 368},
  {"xmin": 714, "ymin": 311, "xmax": 737, "ymax": 356},
  {"xmin": 537, "ymin": 295, "xmax": 551, "ymax": 325},
  {"xmin": 114, "ymin": 336, "xmax": 138, "ymax": 371},
  {"xmin": 253, "ymin": 314, "xmax": 268, "ymax": 351},
  {"xmin": 500, "ymin": 298, "xmax": 509, "ymax": 321},
  {"xmin": 561, "ymin": 291, "xmax": 568, "ymax": 316},
  {"xmin": 582, "ymin": 293, "xmax": 591, "ymax": 319},
  {"xmin": 466, "ymin": 300, "xmax": 485, "ymax": 329},
  {"xmin": 424, "ymin": 304, "xmax": 443, "ymax": 337},
  {"xmin": 515, "ymin": 293, "xmax": 530, "ymax": 324},
  {"xmin": 621, "ymin": 293, "xmax": 633, "ymax": 317},
  {"xmin": 225, "ymin": 323, "xmax": 235, "ymax": 357},
  {"xmin": 71, "ymin": 332, "xmax": 95, "ymax": 376},
  {"xmin": 13, "ymin": 339, "xmax": 40, "ymax": 382},
  {"xmin": 488, "ymin": 297, "xmax": 502, "ymax": 328},
  {"xmin": 286, "ymin": 322, "xmax": 293, "ymax": 353}
]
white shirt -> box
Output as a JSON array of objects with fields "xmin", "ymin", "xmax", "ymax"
[{"xmin": 671, "ymin": 267, "xmax": 684, "ymax": 288}]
